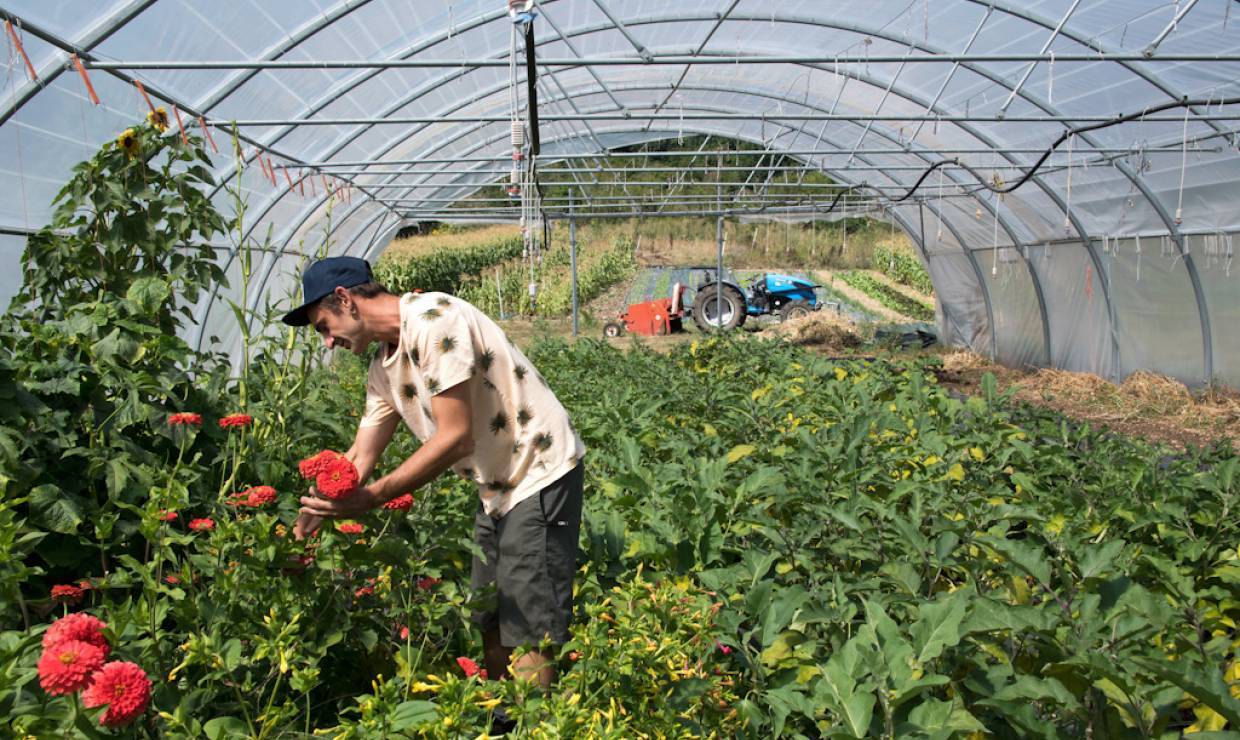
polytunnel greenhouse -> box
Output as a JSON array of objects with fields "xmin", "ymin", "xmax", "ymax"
[{"xmin": 2, "ymin": 1, "xmax": 1239, "ymax": 737}]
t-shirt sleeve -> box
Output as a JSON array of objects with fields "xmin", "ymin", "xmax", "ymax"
[
  {"xmin": 359, "ymin": 357, "xmax": 399, "ymax": 428},
  {"xmin": 415, "ymin": 299, "xmax": 475, "ymax": 394}
]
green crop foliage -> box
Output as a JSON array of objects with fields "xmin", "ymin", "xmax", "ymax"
[
  {"xmin": 839, "ymin": 269, "xmax": 936, "ymax": 322},
  {"xmin": 373, "ymin": 234, "xmax": 524, "ymax": 295},
  {"xmin": 457, "ymin": 236, "xmax": 636, "ymax": 318},
  {"xmin": 873, "ymin": 246, "xmax": 934, "ymax": 295}
]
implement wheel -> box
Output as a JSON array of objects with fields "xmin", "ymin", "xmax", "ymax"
[{"xmin": 603, "ymin": 322, "xmax": 624, "ymax": 338}]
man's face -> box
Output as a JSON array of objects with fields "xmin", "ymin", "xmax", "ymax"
[{"xmin": 307, "ymin": 296, "xmax": 369, "ymax": 356}]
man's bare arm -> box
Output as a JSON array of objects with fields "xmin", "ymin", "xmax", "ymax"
[{"xmin": 299, "ymin": 381, "xmax": 474, "ymax": 519}]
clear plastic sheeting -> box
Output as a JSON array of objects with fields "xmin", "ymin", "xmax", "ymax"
[{"xmin": 0, "ymin": 0, "xmax": 1235, "ymax": 386}]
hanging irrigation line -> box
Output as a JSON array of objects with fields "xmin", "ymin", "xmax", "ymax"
[{"xmin": 882, "ymin": 95, "xmax": 1240, "ymax": 205}]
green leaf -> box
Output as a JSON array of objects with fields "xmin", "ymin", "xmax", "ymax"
[
  {"xmin": 29, "ymin": 484, "xmax": 87, "ymax": 534},
  {"xmin": 910, "ymin": 591, "xmax": 966, "ymax": 664},
  {"xmin": 203, "ymin": 716, "xmax": 250, "ymax": 739},
  {"xmin": 1137, "ymin": 658, "xmax": 1240, "ymax": 727},
  {"xmin": 390, "ymin": 700, "xmax": 438, "ymax": 730},
  {"xmin": 125, "ymin": 276, "xmax": 170, "ymax": 312},
  {"xmin": 1078, "ymin": 538, "xmax": 1126, "ymax": 580}
]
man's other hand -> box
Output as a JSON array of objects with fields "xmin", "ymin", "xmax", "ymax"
[
  {"xmin": 292, "ymin": 511, "xmax": 324, "ymax": 540},
  {"xmin": 299, "ymin": 484, "xmax": 382, "ymax": 519}
]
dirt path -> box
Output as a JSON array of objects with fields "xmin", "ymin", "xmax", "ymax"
[
  {"xmin": 861, "ymin": 269, "xmax": 935, "ymax": 306},
  {"xmin": 813, "ymin": 269, "xmax": 911, "ymax": 323}
]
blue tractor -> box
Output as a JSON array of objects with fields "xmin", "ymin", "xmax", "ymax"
[{"xmin": 687, "ymin": 267, "xmax": 823, "ymax": 332}]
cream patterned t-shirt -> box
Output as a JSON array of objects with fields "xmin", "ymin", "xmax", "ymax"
[{"xmin": 359, "ymin": 292, "xmax": 585, "ymax": 517}]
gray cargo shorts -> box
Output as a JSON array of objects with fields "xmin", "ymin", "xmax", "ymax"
[{"xmin": 470, "ymin": 463, "xmax": 584, "ymax": 648}]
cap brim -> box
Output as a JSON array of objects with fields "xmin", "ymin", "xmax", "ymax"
[{"xmin": 281, "ymin": 302, "xmax": 314, "ymax": 327}]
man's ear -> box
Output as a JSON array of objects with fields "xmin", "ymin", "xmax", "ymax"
[{"xmin": 333, "ymin": 286, "xmax": 352, "ymax": 305}]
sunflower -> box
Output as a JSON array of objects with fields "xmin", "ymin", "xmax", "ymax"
[
  {"xmin": 147, "ymin": 106, "xmax": 169, "ymax": 132},
  {"xmin": 116, "ymin": 128, "xmax": 140, "ymax": 158}
]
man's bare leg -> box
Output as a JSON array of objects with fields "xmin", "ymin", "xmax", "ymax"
[{"xmin": 482, "ymin": 626, "xmax": 556, "ymax": 689}]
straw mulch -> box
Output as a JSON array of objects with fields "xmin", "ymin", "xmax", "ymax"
[
  {"xmin": 760, "ymin": 311, "xmax": 864, "ymax": 352},
  {"xmin": 936, "ymin": 351, "xmax": 1240, "ymax": 452}
]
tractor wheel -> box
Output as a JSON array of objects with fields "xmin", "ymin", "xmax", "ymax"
[
  {"xmin": 603, "ymin": 322, "xmax": 624, "ymax": 338},
  {"xmin": 693, "ymin": 283, "xmax": 746, "ymax": 332},
  {"xmin": 780, "ymin": 300, "xmax": 813, "ymax": 322}
]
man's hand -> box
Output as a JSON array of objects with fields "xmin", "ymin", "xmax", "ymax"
[
  {"xmin": 292, "ymin": 511, "xmax": 324, "ymax": 540},
  {"xmin": 299, "ymin": 484, "xmax": 383, "ymax": 520}
]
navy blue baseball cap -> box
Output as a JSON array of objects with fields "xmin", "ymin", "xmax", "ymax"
[{"xmin": 281, "ymin": 256, "xmax": 374, "ymax": 326}]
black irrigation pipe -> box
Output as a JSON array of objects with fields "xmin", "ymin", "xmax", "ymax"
[{"xmin": 765, "ymin": 96, "xmax": 1240, "ymax": 217}]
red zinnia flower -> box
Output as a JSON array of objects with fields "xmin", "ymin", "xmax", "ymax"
[
  {"xmin": 480, "ymin": 669, "xmax": 488, "ymax": 680},
  {"xmin": 299, "ymin": 449, "xmax": 344, "ymax": 479},
  {"xmin": 398, "ymin": 625, "xmax": 410, "ymax": 640},
  {"xmin": 383, "ymin": 493, "xmax": 414, "ymax": 511},
  {"xmin": 82, "ymin": 661, "xmax": 152, "ymax": 728},
  {"xmin": 226, "ymin": 485, "xmax": 277, "ymax": 508},
  {"xmin": 354, "ymin": 585, "xmax": 375, "ymax": 598},
  {"xmin": 456, "ymin": 656, "xmax": 480, "ymax": 678},
  {"xmin": 164, "ymin": 575, "xmax": 180, "ymax": 585},
  {"xmin": 158, "ymin": 510, "xmax": 178, "ymax": 522},
  {"xmin": 51, "ymin": 584, "xmax": 85, "ymax": 604},
  {"xmin": 43, "ymin": 613, "xmax": 109, "ymax": 655},
  {"xmin": 244, "ymin": 485, "xmax": 277, "ymax": 506},
  {"xmin": 218, "ymin": 413, "xmax": 253, "ymax": 429},
  {"xmin": 38, "ymin": 639, "xmax": 105, "ymax": 695},
  {"xmin": 167, "ymin": 413, "xmax": 202, "ymax": 427},
  {"xmin": 316, "ymin": 457, "xmax": 359, "ymax": 500},
  {"xmin": 337, "ymin": 522, "xmax": 364, "ymax": 535},
  {"xmin": 188, "ymin": 518, "xmax": 215, "ymax": 531},
  {"xmin": 416, "ymin": 577, "xmax": 440, "ymax": 591},
  {"xmin": 77, "ymin": 579, "xmax": 93, "ymax": 591}
]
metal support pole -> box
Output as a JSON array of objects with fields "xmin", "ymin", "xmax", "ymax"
[
  {"xmin": 570, "ymin": 189, "xmax": 579, "ymax": 338},
  {"xmin": 715, "ymin": 216, "xmax": 724, "ymax": 332}
]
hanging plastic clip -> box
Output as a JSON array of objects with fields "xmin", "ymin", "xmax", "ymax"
[{"xmin": 70, "ymin": 53, "xmax": 100, "ymax": 105}]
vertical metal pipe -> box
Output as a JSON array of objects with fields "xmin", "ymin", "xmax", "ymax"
[
  {"xmin": 716, "ymin": 169, "xmax": 724, "ymax": 330},
  {"xmin": 570, "ymin": 189, "xmax": 579, "ymax": 338}
]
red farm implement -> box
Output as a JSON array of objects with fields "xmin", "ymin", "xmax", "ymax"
[{"xmin": 603, "ymin": 283, "xmax": 686, "ymax": 337}]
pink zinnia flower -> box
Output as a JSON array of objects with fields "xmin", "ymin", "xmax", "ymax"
[
  {"xmin": 456, "ymin": 656, "xmax": 480, "ymax": 678},
  {"xmin": 218, "ymin": 413, "xmax": 253, "ymax": 429},
  {"xmin": 188, "ymin": 518, "xmax": 215, "ymax": 531},
  {"xmin": 337, "ymin": 522, "xmax": 364, "ymax": 535},
  {"xmin": 51, "ymin": 584, "xmax": 85, "ymax": 604},
  {"xmin": 383, "ymin": 493, "xmax": 414, "ymax": 511},
  {"xmin": 316, "ymin": 457, "xmax": 359, "ymax": 500},
  {"xmin": 715, "ymin": 641, "xmax": 732, "ymax": 655},
  {"xmin": 82, "ymin": 661, "xmax": 152, "ymax": 727},
  {"xmin": 43, "ymin": 613, "xmax": 109, "ymax": 655},
  {"xmin": 38, "ymin": 639, "xmax": 105, "ymax": 695},
  {"xmin": 167, "ymin": 412, "xmax": 202, "ymax": 426}
]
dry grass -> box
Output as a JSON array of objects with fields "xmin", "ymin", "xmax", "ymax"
[
  {"xmin": 935, "ymin": 350, "xmax": 1240, "ymax": 452},
  {"xmin": 759, "ymin": 311, "xmax": 864, "ymax": 352}
]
